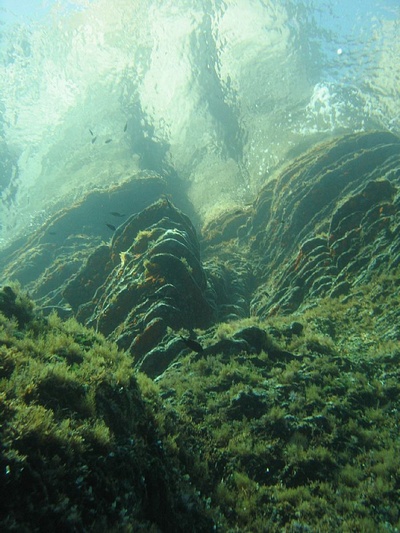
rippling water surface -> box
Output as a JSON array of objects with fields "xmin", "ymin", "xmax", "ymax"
[{"xmin": 0, "ymin": 0, "xmax": 399, "ymax": 247}]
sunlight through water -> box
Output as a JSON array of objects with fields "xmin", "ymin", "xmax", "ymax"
[{"xmin": 0, "ymin": 0, "xmax": 399, "ymax": 247}]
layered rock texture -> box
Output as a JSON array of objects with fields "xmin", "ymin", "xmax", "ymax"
[
  {"xmin": 0, "ymin": 172, "xmax": 168, "ymax": 307},
  {"xmin": 64, "ymin": 197, "xmax": 215, "ymax": 375},
  {"xmin": 1, "ymin": 131, "xmax": 400, "ymax": 531},
  {"xmin": 1, "ymin": 131, "xmax": 400, "ymax": 372},
  {"xmin": 245, "ymin": 131, "xmax": 400, "ymax": 317}
]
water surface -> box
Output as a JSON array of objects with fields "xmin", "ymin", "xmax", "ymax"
[{"xmin": 0, "ymin": 0, "xmax": 399, "ymax": 247}]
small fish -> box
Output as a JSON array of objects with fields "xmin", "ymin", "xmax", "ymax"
[
  {"xmin": 106, "ymin": 223, "xmax": 116, "ymax": 231},
  {"xmin": 124, "ymin": 122, "xmax": 128, "ymax": 132},
  {"xmin": 105, "ymin": 138, "xmax": 112, "ymax": 144},
  {"xmin": 91, "ymin": 136, "xmax": 97, "ymax": 144},
  {"xmin": 110, "ymin": 212, "xmax": 125, "ymax": 217},
  {"xmin": 180, "ymin": 336, "xmax": 203, "ymax": 353},
  {"xmin": 89, "ymin": 128, "xmax": 94, "ymax": 136}
]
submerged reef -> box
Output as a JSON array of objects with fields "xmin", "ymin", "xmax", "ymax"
[
  {"xmin": 201, "ymin": 130, "xmax": 400, "ymax": 319},
  {"xmin": 63, "ymin": 197, "xmax": 216, "ymax": 376},
  {"xmin": 1, "ymin": 131, "xmax": 400, "ymax": 531},
  {"xmin": 0, "ymin": 286, "xmax": 212, "ymax": 531},
  {"xmin": 150, "ymin": 287, "xmax": 400, "ymax": 531}
]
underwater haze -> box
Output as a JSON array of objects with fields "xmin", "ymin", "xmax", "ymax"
[{"xmin": 0, "ymin": 0, "xmax": 399, "ymax": 248}]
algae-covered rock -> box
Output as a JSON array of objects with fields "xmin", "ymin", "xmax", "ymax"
[
  {"xmin": 63, "ymin": 198, "xmax": 215, "ymax": 371},
  {"xmin": 0, "ymin": 172, "xmax": 168, "ymax": 308},
  {"xmin": 245, "ymin": 132, "xmax": 400, "ymax": 316},
  {"xmin": 0, "ymin": 284, "xmax": 34, "ymax": 327},
  {"xmin": 151, "ymin": 295, "xmax": 400, "ymax": 532},
  {"xmin": 1, "ymin": 131, "xmax": 400, "ymax": 532},
  {"xmin": 201, "ymin": 132, "xmax": 400, "ymax": 316},
  {"xmin": 0, "ymin": 287, "xmax": 213, "ymax": 532}
]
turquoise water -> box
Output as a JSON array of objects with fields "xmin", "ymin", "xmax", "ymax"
[{"xmin": 0, "ymin": 0, "xmax": 399, "ymax": 247}]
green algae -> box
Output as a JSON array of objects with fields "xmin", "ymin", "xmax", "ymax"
[
  {"xmin": 0, "ymin": 286, "xmax": 212, "ymax": 532},
  {"xmin": 2, "ymin": 266, "xmax": 400, "ymax": 532},
  {"xmin": 137, "ymin": 270, "xmax": 400, "ymax": 532}
]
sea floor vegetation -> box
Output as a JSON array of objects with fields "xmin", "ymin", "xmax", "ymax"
[
  {"xmin": 140, "ymin": 267, "xmax": 400, "ymax": 532},
  {"xmin": 1, "ymin": 269, "xmax": 400, "ymax": 531},
  {"xmin": 0, "ymin": 284, "xmax": 212, "ymax": 532}
]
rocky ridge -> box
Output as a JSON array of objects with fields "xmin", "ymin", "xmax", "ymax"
[
  {"xmin": 1, "ymin": 131, "xmax": 400, "ymax": 531},
  {"xmin": 1, "ymin": 131, "xmax": 400, "ymax": 376}
]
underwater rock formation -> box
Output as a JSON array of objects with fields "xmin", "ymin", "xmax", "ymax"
[
  {"xmin": 63, "ymin": 198, "xmax": 216, "ymax": 373},
  {"xmin": 0, "ymin": 286, "xmax": 213, "ymax": 532},
  {"xmin": 201, "ymin": 131, "xmax": 400, "ymax": 317},
  {"xmin": 248, "ymin": 131, "xmax": 400, "ymax": 316},
  {"xmin": 0, "ymin": 172, "xmax": 167, "ymax": 307},
  {"xmin": 1, "ymin": 131, "xmax": 400, "ymax": 363},
  {"xmin": 2, "ymin": 131, "xmax": 400, "ymax": 532}
]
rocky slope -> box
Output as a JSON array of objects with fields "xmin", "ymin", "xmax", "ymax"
[{"xmin": 1, "ymin": 131, "xmax": 400, "ymax": 531}]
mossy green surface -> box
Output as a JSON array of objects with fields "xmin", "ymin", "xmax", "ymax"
[
  {"xmin": 0, "ymin": 286, "xmax": 212, "ymax": 532},
  {"xmin": 138, "ymin": 270, "xmax": 400, "ymax": 532},
  {"xmin": 2, "ymin": 268, "xmax": 400, "ymax": 532}
]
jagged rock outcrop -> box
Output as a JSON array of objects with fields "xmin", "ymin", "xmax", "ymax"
[
  {"xmin": 202, "ymin": 131, "xmax": 400, "ymax": 317},
  {"xmin": 63, "ymin": 198, "xmax": 215, "ymax": 368},
  {"xmin": 0, "ymin": 172, "xmax": 167, "ymax": 307},
  {"xmin": 1, "ymin": 131, "xmax": 400, "ymax": 374},
  {"xmin": 249, "ymin": 131, "xmax": 400, "ymax": 316},
  {"xmin": 2, "ymin": 132, "xmax": 400, "ymax": 533}
]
